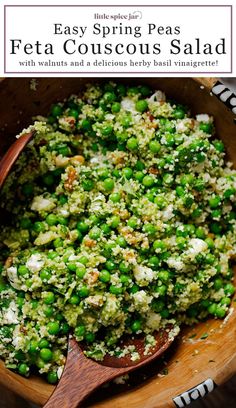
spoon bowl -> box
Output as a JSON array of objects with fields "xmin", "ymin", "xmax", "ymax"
[{"xmin": 44, "ymin": 327, "xmax": 177, "ymax": 408}]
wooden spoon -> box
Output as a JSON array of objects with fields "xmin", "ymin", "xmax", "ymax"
[
  {"xmin": 0, "ymin": 130, "xmax": 35, "ymax": 189},
  {"xmin": 44, "ymin": 327, "xmax": 176, "ymax": 408}
]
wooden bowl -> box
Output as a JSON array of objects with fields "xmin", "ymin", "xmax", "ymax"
[{"xmin": 0, "ymin": 77, "xmax": 236, "ymax": 408}]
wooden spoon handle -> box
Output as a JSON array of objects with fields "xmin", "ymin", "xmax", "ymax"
[
  {"xmin": 0, "ymin": 130, "xmax": 35, "ymax": 188},
  {"xmin": 43, "ymin": 339, "xmax": 127, "ymax": 408}
]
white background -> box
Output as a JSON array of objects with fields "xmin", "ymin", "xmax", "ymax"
[{"xmin": 0, "ymin": 0, "xmax": 235, "ymax": 77}]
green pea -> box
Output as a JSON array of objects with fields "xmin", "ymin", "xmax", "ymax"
[
  {"xmin": 116, "ymin": 236, "xmax": 127, "ymax": 248},
  {"xmin": 43, "ymin": 291, "xmax": 55, "ymax": 305},
  {"xmin": 33, "ymin": 221, "xmax": 45, "ymax": 233},
  {"xmin": 99, "ymin": 270, "xmax": 111, "ymax": 283},
  {"xmin": 154, "ymin": 284, "xmax": 167, "ymax": 296},
  {"xmin": 116, "ymin": 131, "xmax": 129, "ymax": 143},
  {"xmin": 20, "ymin": 218, "xmax": 32, "ymax": 229},
  {"xmin": 153, "ymin": 240, "xmax": 166, "ymax": 252},
  {"xmin": 149, "ymin": 140, "xmax": 161, "ymax": 154},
  {"xmin": 199, "ymin": 122, "xmax": 213, "ymax": 134},
  {"xmin": 131, "ymin": 320, "xmax": 142, "ymax": 333},
  {"xmin": 119, "ymin": 262, "xmax": 131, "ymax": 274},
  {"xmin": 80, "ymin": 118, "xmax": 92, "ymax": 131},
  {"xmin": 151, "ymin": 299, "xmax": 165, "ymax": 313},
  {"xmin": 154, "ymin": 196, "xmax": 167, "ymax": 209},
  {"xmin": 148, "ymin": 256, "xmax": 159, "ymax": 268},
  {"xmin": 160, "ymin": 309, "xmax": 170, "ymax": 318},
  {"xmin": 220, "ymin": 297, "xmax": 231, "ymax": 306},
  {"xmin": 117, "ymin": 84, "xmax": 126, "ymax": 96},
  {"xmin": 22, "ymin": 183, "xmax": 34, "ymax": 196},
  {"xmin": 127, "ymin": 137, "xmax": 138, "ymax": 150},
  {"xmin": 208, "ymin": 303, "xmax": 217, "ymax": 315},
  {"xmin": 78, "ymin": 285, "xmax": 89, "ymax": 298},
  {"xmin": 214, "ymin": 278, "xmax": 223, "ymax": 290},
  {"xmin": 173, "ymin": 107, "xmax": 185, "ymax": 119},
  {"xmin": 142, "ymin": 175, "xmax": 155, "ymax": 187},
  {"xmin": 205, "ymin": 237, "xmax": 214, "ymax": 249},
  {"xmin": 215, "ymin": 305, "xmax": 226, "ymax": 318},
  {"xmin": 140, "ymin": 85, "xmax": 151, "ymax": 96},
  {"xmin": 111, "ymin": 102, "xmax": 121, "ymax": 113},
  {"xmin": 120, "ymin": 275, "xmax": 130, "ymax": 286},
  {"xmin": 82, "ymin": 179, "xmax": 94, "ymax": 191},
  {"xmin": 135, "ymin": 99, "xmax": 148, "ymax": 112},
  {"xmin": 47, "ymin": 371, "xmax": 58, "ymax": 384},
  {"xmin": 85, "ymin": 332, "xmax": 95, "ymax": 343},
  {"xmin": 18, "ymin": 265, "xmax": 29, "ymax": 277},
  {"xmin": 103, "ymin": 91, "xmax": 116, "ymax": 103},
  {"xmin": 122, "ymin": 167, "xmax": 133, "ymax": 179},
  {"xmin": 105, "ymin": 260, "xmax": 116, "ymax": 271},
  {"xmin": 78, "ymin": 256, "xmax": 89, "ymax": 265},
  {"xmin": 53, "ymin": 238, "xmax": 63, "ymax": 248},
  {"xmin": 40, "ymin": 348, "xmax": 53, "ymax": 362},
  {"xmin": 76, "ymin": 266, "xmax": 86, "ymax": 279},
  {"xmin": 39, "ymin": 339, "xmax": 50, "ymax": 349},
  {"xmin": 110, "ymin": 215, "xmax": 120, "ymax": 229},
  {"xmin": 109, "ymin": 192, "xmax": 121, "ymax": 203},
  {"xmin": 143, "ymin": 224, "xmax": 156, "ymax": 235},
  {"xmin": 18, "ymin": 363, "xmax": 29, "ymax": 376},
  {"xmin": 195, "ymin": 227, "xmax": 206, "ymax": 239},
  {"xmin": 176, "ymin": 186, "xmax": 185, "ymax": 197},
  {"xmin": 109, "ymin": 285, "xmax": 123, "ymax": 295},
  {"xmin": 77, "ymin": 220, "xmax": 90, "ymax": 234},
  {"xmin": 69, "ymin": 294, "xmax": 80, "ymax": 305},
  {"xmin": 43, "ymin": 306, "xmax": 54, "ymax": 317},
  {"xmin": 180, "ymin": 174, "xmax": 194, "ymax": 186},
  {"xmin": 224, "ymin": 188, "xmax": 236, "ymax": 199},
  {"xmin": 57, "ymin": 216, "xmax": 68, "ymax": 225},
  {"xmin": 127, "ymin": 217, "xmax": 138, "ymax": 229},
  {"xmin": 210, "ymin": 222, "xmax": 222, "ymax": 235},
  {"xmin": 133, "ymin": 171, "xmax": 144, "ymax": 181},
  {"xmin": 47, "ymin": 321, "xmax": 60, "ymax": 335},
  {"xmin": 59, "ymin": 195, "xmax": 68, "ymax": 205},
  {"xmin": 60, "ymin": 322, "xmax": 70, "ymax": 335},
  {"xmin": 42, "ymin": 174, "xmax": 55, "ymax": 186},
  {"xmin": 224, "ymin": 283, "xmax": 235, "ymax": 296},
  {"xmin": 46, "ymin": 214, "xmax": 58, "ymax": 226},
  {"xmin": 162, "ymin": 174, "xmax": 173, "ymax": 185},
  {"xmin": 209, "ymin": 195, "xmax": 221, "ymax": 209},
  {"xmin": 29, "ymin": 340, "xmax": 39, "ymax": 354},
  {"xmin": 74, "ymin": 325, "xmax": 86, "ymax": 339},
  {"xmin": 129, "ymin": 284, "xmax": 139, "ymax": 294},
  {"xmin": 103, "ymin": 178, "xmax": 114, "ymax": 191},
  {"xmin": 158, "ymin": 270, "xmax": 170, "ymax": 282},
  {"xmin": 88, "ymin": 227, "xmax": 101, "ymax": 240},
  {"xmin": 51, "ymin": 104, "xmax": 63, "ymax": 117},
  {"xmin": 100, "ymin": 223, "xmax": 111, "ymax": 235}
]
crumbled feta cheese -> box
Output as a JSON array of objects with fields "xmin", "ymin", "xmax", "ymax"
[
  {"xmin": 31, "ymin": 195, "xmax": 56, "ymax": 212},
  {"xmin": 57, "ymin": 366, "xmax": 64, "ymax": 379},
  {"xmin": 162, "ymin": 204, "xmax": 174, "ymax": 221},
  {"xmin": 4, "ymin": 301, "xmax": 19, "ymax": 324},
  {"xmin": 148, "ymin": 90, "xmax": 166, "ymax": 102},
  {"xmin": 146, "ymin": 312, "xmax": 161, "ymax": 330},
  {"xmin": 133, "ymin": 265, "xmax": 156, "ymax": 286},
  {"xmin": 121, "ymin": 97, "xmax": 136, "ymax": 113},
  {"xmin": 26, "ymin": 253, "xmax": 44, "ymax": 273},
  {"xmin": 196, "ymin": 114, "xmax": 210, "ymax": 123},
  {"xmin": 166, "ymin": 257, "xmax": 185, "ymax": 271},
  {"xmin": 132, "ymin": 290, "xmax": 152, "ymax": 312},
  {"xmin": 6, "ymin": 266, "xmax": 21, "ymax": 290},
  {"xmin": 187, "ymin": 238, "xmax": 208, "ymax": 256}
]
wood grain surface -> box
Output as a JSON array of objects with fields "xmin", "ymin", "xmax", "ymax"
[{"xmin": 0, "ymin": 77, "xmax": 236, "ymax": 408}]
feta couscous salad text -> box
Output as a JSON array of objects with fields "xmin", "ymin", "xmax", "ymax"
[{"xmin": 0, "ymin": 82, "xmax": 235, "ymax": 384}]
